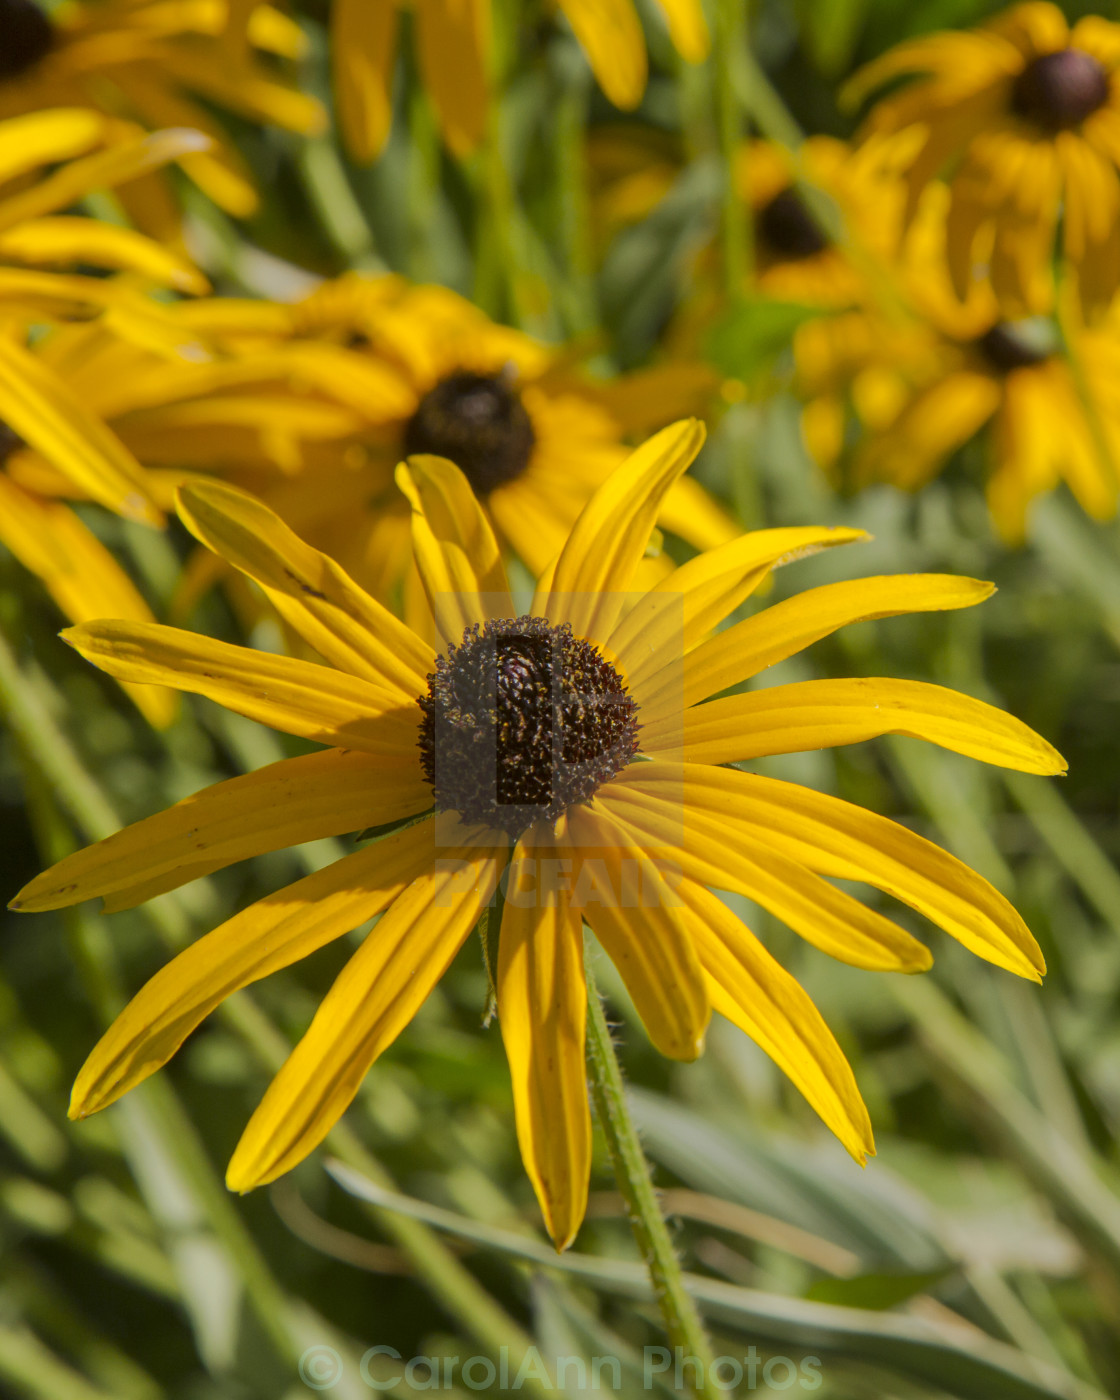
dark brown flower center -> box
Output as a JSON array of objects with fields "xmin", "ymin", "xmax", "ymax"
[
  {"xmin": 403, "ymin": 371, "xmax": 535, "ymax": 495},
  {"xmin": 1012, "ymin": 49, "xmax": 1109, "ymax": 131},
  {"xmin": 418, "ymin": 615, "xmax": 640, "ymax": 838},
  {"xmin": 757, "ymin": 188, "xmax": 828, "ymax": 260},
  {"xmin": 975, "ymin": 321, "xmax": 1052, "ymax": 373},
  {"xmin": 0, "ymin": 0, "xmax": 53, "ymax": 81}
]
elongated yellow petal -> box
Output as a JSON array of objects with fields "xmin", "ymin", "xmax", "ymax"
[
  {"xmin": 680, "ymin": 574, "xmax": 995, "ymax": 708},
  {"xmin": 558, "ymin": 0, "xmax": 647, "ymax": 109},
  {"xmin": 679, "ymin": 880, "xmax": 873, "ymax": 1162},
  {"xmin": 413, "ymin": 0, "xmax": 488, "ymax": 155},
  {"xmin": 656, "ymin": 678, "xmax": 1067, "ymax": 774},
  {"xmin": 0, "ymin": 109, "xmax": 107, "ymax": 187},
  {"xmin": 654, "ymin": 0, "xmax": 709, "ymax": 62},
  {"xmin": 71, "ymin": 818, "xmax": 437, "ymax": 1118},
  {"xmin": 538, "ymin": 419, "xmax": 706, "ymax": 643},
  {"xmin": 0, "ymin": 218, "xmax": 208, "ymax": 292},
  {"xmin": 0, "ymin": 338, "xmax": 160, "ymax": 525},
  {"xmin": 63, "ymin": 620, "xmax": 420, "ymax": 756},
  {"xmin": 606, "ymin": 763, "xmax": 1044, "ymax": 980},
  {"xmin": 608, "ymin": 525, "xmax": 868, "ymax": 694},
  {"xmin": 592, "ymin": 786, "xmax": 931, "ymax": 973},
  {"xmin": 10, "ymin": 750, "xmax": 432, "ymax": 913},
  {"xmin": 396, "ymin": 455, "xmax": 513, "ymax": 645},
  {"xmin": 0, "ymin": 480, "xmax": 176, "ymax": 727},
  {"xmin": 568, "ymin": 806, "xmax": 709, "ymax": 1060},
  {"xmin": 498, "ymin": 830, "xmax": 589, "ymax": 1250},
  {"xmin": 333, "ymin": 0, "xmax": 398, "ymax": 162},
  {"xmin": 226, "ymin": 843, "xmax": 502, "ymax": 1190},
  {"xmin": 176, "ymin": 479, "xmax": 434, "ymax": 694},
  {"xmin": 0, "ymin": 129, "xmax": 212, "ymax": 233}
]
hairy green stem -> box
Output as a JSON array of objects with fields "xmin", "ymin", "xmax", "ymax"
[{"xmin": 584, "ymin": 962, "xmax": 719, "ymax": 1400}]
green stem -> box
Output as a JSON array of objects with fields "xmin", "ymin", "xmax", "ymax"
[{"xmin": 584, "ymin": 962, "xmax": 719, "ymax": 1400}]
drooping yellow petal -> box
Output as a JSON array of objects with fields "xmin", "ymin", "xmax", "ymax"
[
  {"xmin": 593, "ymin": 786, "xmax": 932, "ymax": 973},
  {"xmin": 0, "ymin": 477, "xmax": 176, "ymax": 727},
  {"xmin": 395, "ymin": 454, "xmax": 513, "ymax": 645},
  {"xmin": 0, "ymin": 129, "xmax": 212, "ymax": 233},
  {"xmin": 652, "ymin": 677, "xmax": 1067, "ymax": 774},
  {"xmin": 333, "ymin": 0, "xmax": 398, "ymax": 162},
  {"xmin": 62, "ymin": 620, "xmax": 421, "ymax": 757},
  {"xmin": 176, "ymin": 479, "xmax": 435, "ymax": 694},
  {"xmin": 607, "ymin": 763, "xmax": 1044, "ymax": 981},
  {"xmin": 558, "ymin": 0, "xmax": 647, "ymax": 110},
  {"xmin": 498, "ymin": 829, "xmax": 589, "ymax": 1250},
  {"xmin": 226, "ymin": 841, "xmax": 502, "ymax": 1190},
  {"xmin": 678, "ymin": 880, "xmax": 873, "ymax": 1163},
  {"xmin": 70, "ymin": 818, "xmax": 437, "ymax": 1118},
  {"xmin": 0, "ymin": 109, "xmax": 107, "ymax": 187},
  {"xmin": 413, "ymin": 0, "xmax": 488, "ymax": 157},
  {"xmin": 0, "ymin": 338, "xmax": 161, "ymax": 525},
  {"xmin": 568, "ymin": 805, "xmax": 709, "ymax": 1060},
  {"xmin": 538, "ymin": 419, "xmax": 706, "ymax": 643},
  {"xmin": 0, "ymin": 217, "xmax": 209, "ymax": 293},
  {"xmin": 653, "ymin": 0, "xmax": 709, "ymax": 62},
  {"xmin": 680, "ymin": 574, "xmax": 995, "ymax": 708},
  {"xmin": 10, "ymin": 750, "xmax": 432, "ymax": 913}
]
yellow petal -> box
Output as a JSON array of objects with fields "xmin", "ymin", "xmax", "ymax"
[
  {"xmin": 0, "ymin": 109, "xmax": 107, "ymax": 187},
  {"xmin": 10, "ymin": 750, "xmax": 432, "ymax": 913},
  {"xmin": 498, "ymin": 830, "xmax": 590, "ymax": 1250},
  {"xmin": 176, "ymin": 479, "xmax": 434, "ymax": 695},
  {"xmin": 664, "ymin": 677, "xmax": 1067, "ymax": 774},
  {"xmin": 593, "ymin": 785, "xmax": 931, "ymax": 973},
  {"xmin": 333, "ymin": 0, "xmax": 398, "ymax": 162},
  {"xmin": 0, "ymin": 479, "xmax": 176, "ymax": 727},
  {"xmin": 538, "ymin": 419, "xmax": 706, "ymax": 643},
  {"xmin": 62, "ymin": 620, "xmax": 421, "ymax": 756},
  {"xmin": 0, "ymin": 217, "xmax": 208, "ymax": 293},
  {"xmin": 71, "ymin": 818, "xmax": 437, "ymax": 1117},
  {"xmin": 413, "ymin": 0, "xmax": 489, "ymax": 156},
  {"xmin": 0, "ymin": 338, "xmax": 161, "ymax": 525},
  {"xmin": 681, "ymin": 574, "xmax": 995, "ymax": 708},
  {"xmin": 679, "ymin": 880, "xmax": 873, "ymax": 1162},
  {"xmin": 653, "ymin": 0, "xmax": 709, "ymax": 62},
  {"xmin": 568, "ymin": 806, "xmax": 709, "ymax": 1060},
  {"xmin": 226, "ymin": 843, "xmax": 502, "ymax": 1190},
  {"xmin": 558, "ymin": 0, "xmax": 647, "ymax": 109},
  {"xmin": 395, "ymin": 454, "xmax": 513, "ymax": 645},
  {"xmin": 608, "ymin": 525, "xmax": 868, "ymax": 697},
  {"xmin": 607, "ymin": 763, "xmax": 1045, "ymax": 981},
  {"xmin": 0, "ymin": 128, "xmax": 212, "ymax": 233}
]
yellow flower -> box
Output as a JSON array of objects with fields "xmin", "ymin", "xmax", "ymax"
[
  {"xmin": 846, "ymin": 2, "xmax": 1120, "ymax": 317},
  {"xmin": 53, "ymin": 275, "xmax": 732, "ymax": 625},
  {"xmin": 0, "ymin": 108, "xmax": 214, "ymax": 725},
  {"xmin": 0, "ymin": 0, "xmax": 324, "ymax": 220},
  {"xmin": 333, "ymin": 0, "xmax": 709, "ymax": 164},
  {"xmin": 796, "ymin": 182, "xmax": 1120, "ymax": 543},
  {"xmin": 11, "ymin": 422, "xmax": 1064, "ymax": 1248}
]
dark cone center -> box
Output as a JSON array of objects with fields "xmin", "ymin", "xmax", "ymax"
[
  {"xmin": 757, "ymin": 187, "xmax": 828, "ymax": 260},
  {"xmin": 404, "ymin": 371, "xmax": 536, "ymax": 495},
  {"xmin": 975, "ymin": 322, "xmax": 1051, "ymax": 373},
  {"xmin": 1012, "ymin": 49, "xmax": 1109, "ymax": 131},
  {"xmin": 418, "ymin": 615, "xmax": 640, "ymax": 838},
  {"xmin": 0, "ymin": 0, "xmax": 53, "ymax": 81}
]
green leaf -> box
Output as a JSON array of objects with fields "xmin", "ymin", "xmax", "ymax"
[
  {"xmin": 704, "ymin": 299, "xmax": 823, "ymax": 382},
  {"xmin": 805, "ymin": 1267, "xmax": 954, "ymax": 1310}
]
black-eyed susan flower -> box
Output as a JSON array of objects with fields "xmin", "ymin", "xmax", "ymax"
[
  {"xmin": 846, "ymin": 2, "xmax": 1120, "ymax": 317},
  {"xmin": 0, "ymin": 109, "xmax": 212, "ymax": 724},
  {"xmin": 796, "ymin": 181, "xmax": 1120, "ymax": 543},
  {"xmin": 11, "ymin": 422, "xmax": 1065, "ymax": 1248},
  {"xmin": 0, "ymin": 0, "xmax": 323, "ymax": 221},
  {"xmin": 57, "ymin": 275, "xmax": 731, "ymax": 625},
  {"xmin": 333, "ymin": 0, "xmax": 708, "ymax": 164}
]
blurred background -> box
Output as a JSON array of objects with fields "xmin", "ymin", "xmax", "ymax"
[{"xmin": 3, "ymin": 1, "xmax": 1120, "ymax": 1397}]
